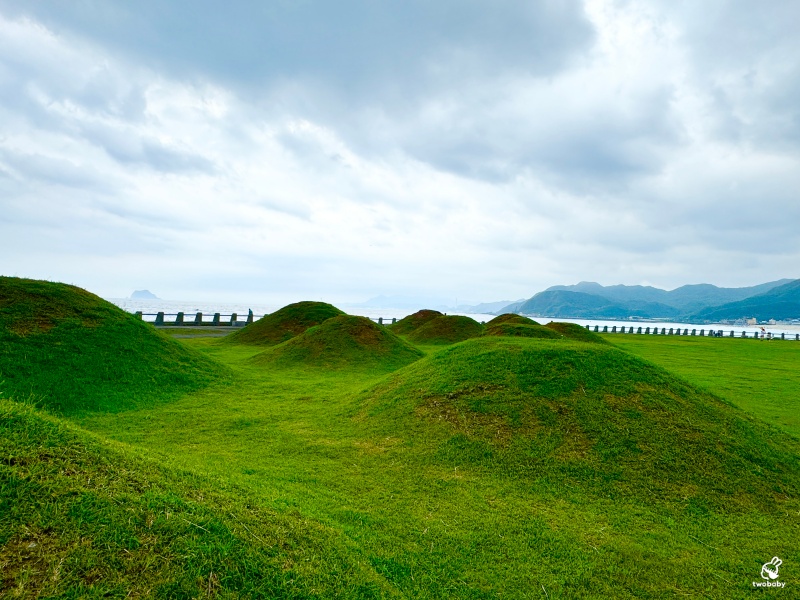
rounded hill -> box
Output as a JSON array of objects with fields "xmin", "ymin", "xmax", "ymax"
[
  {"xmin": 389, "ymin": 309, "xmax": 443, "ymax": 335},
  {"xmin": 359, "ymin": 337, "xmax": 800, "ymax": 509},
  {"xmin": 545, "ymin": 321, "xmax": 609, "ymax": 344},
  {"xmin": 255, "ymin": 315, "xmax": 423, "ymax": 371},
  {"xmin": 483, "ymin": 322, "xmax": 561, "ymax": 339},
  {"xmin": 0, "ymin": 276, "xmax": 224, "ymax": 414},
  {"xmin": 227, "ymin": 301, "xmax": 344, "ymax": 346},
  {"xmin": 406, "ymin": 315, "xmax": 483, "ymax": 345},
  {"xmin": 486, "ymin": 313, "xmax": 539, "ymax": 326}
]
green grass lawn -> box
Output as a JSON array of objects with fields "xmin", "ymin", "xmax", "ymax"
[
  {"xmin": 608, "ymin": 334, "xmax": 800, "ymax": 438},
  {"xmin": 1, "ymin": 399, "xmax": 393, "ymax": 599},
  {"xmin": 4, "ymin": 281, "xmax": 800, "ymax": 598},
  {"xmin": 71, "ymin": 336, "xmax": 800, "ymax": 598}
]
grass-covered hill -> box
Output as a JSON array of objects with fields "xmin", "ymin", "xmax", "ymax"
[
  {"xmin": 485, "ymin": 313, "xmax": 540, "ymax": 326},
  {"xmin": 388, "ymin": 309, "xmax": 443, "ymax": 335},
  {"xmin": 0, "ymin": 399, "xmax": 394, "ymax": 598},
  {"xmin": 545, "ymin": 321, "xmax": 609, "ymax": 344},
  {"xmin": 226, "ymin": 301, "xmax": 344, "ymax": 346},
  {"xmin": 0, "ymin": 277, "xmax": 224, "ymax": 415},
  {"xmin": 255, "ymin": 315, "xmax": 423, "ymax": 372},
  {"xmin": 406, "ymin": 315, "xmax": 483, "ymax": 345},
  {"xmin": 484, "ymin": 321, "xmax": 562, "ymax": 339},
  {"xmin": 484, "ymin": 313, "xmax": 561, "ymax": 339},
  {"xmin": 359, "ymin": 336, "xmax": 800, "ymax": 510},
  {"xmin": 484, "ymin": 315, "xmax": 608, "ymax": 343}
]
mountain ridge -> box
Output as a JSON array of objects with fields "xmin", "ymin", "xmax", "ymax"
[
  {"xmin": 689, "ymin": 279, "xmax": 800, "ymax": 322},
  {"xmin": 498, "ymin": 279, "xmax": 799, "ymax": 321},
  {"xmin": 544, "ymin": 279, "xmax": 792, "ymax": 310}
]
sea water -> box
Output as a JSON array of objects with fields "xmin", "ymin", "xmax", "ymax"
[{"xmin": 106, "ymin": 298, "xmax": 800, "ymax": 337}]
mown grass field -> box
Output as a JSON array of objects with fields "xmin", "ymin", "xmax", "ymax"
[
  {"xmin": 76, "ymin": 335, "xmax": 800, "ymax": 598},
  {"xmin": 2, "ymin": 282, "xmax": 799, "ymax": 598},
  {"xmin": 608, "ymin": 334, "xmax": 800, "ymax": 438}
]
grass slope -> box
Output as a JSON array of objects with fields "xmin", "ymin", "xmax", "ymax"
[
  {"xmin": 76, "ymin": 336, "xmax": 800, "ymax": 598},
  {"xmin": 388, "ymin": 309, "xmax": 443, "ymax": 336},
  {"xmin": 0, "ymin": 277, "xmax": 224, "ymax": 415},
  {"xmin": 226, "ymin": 301, "xmax": 344, "ymax": 346},
  {"xmin": 254, "ymin": 315, "xmax": 423, "ymax": 372},
  {"xmin": 610, "ymin": 334, "xmax": 800, "ymax": 438},
  {"xmin": 360, "ymin": 337, "xmax": 800, "ymax": 508},
  {"xmin": 406, "ymin": 315, "xmax": 483, "ymax": 345},
  {"xmin": 483, "ymin": 322, "xmax": 562, "ymax": 339},
  {"xmin": 0, "ymin": 399, "xmax": 394, "ymax": 598},
  {"xmin": 545, "ymin": 321, "xmax": 609, "ymax": 344},
  {"xmin": 485, "ymin": 313, "xmax": 539, "ymax": 326}
]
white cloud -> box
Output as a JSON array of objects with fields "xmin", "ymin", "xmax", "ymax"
[{"xmin": 0, "ymin": 2, "xmax": 798, "ymax": 304}]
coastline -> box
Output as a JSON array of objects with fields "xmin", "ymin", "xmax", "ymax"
[{"xmin": 107, "ymin": 298, "xmax": 800, "ymax": 337}]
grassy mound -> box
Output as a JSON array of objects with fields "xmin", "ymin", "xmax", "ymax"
[
  {"xmin": 257, "ymin": 315, "xmax": 423, "ymax": 371},
  {"xmin": 359, "ymin": 337, "xmax": 800, "ymax": 509},
  {"xmin": 545, "ymin": 321, "xmax": 609, "ymax": 344},
  {"xmin": 227, "ymin": 301, "xmax": 344, "ymax": 346},
  {"xmin": 388, "ymin": 309, "xmax": 443, "ymax": 335},
  {"xmin": 406, "ymin": 315, "xmax": 483, "ymax": 345},
  {"xmin": 484, "ymin": 314, "xmax": 558, "ymax": 338},
  {"xmin": 0, "ymin": 277, "xmax": 223, "ymax": 415},
  {"xmin": 483, "ymin": 322, "xmax": 562, "ymax": 339},
  {"xmin": 486, "ymin": 313, "xmax": 540, "ymax": 326},
  {"xmin": 0, "ymin": 399, "xmax": 393, "ymax": 598}
]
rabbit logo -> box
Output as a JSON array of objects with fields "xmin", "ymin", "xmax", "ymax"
[
  {"xmin": 761, "ymin": 557, "xmax": 782, "ymax": 580},
  {"xmin": 753, "ymin": 557, "xmax": 785, "ymax": 588}
]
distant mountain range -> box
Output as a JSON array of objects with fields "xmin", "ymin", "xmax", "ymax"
[
  {"xmin": 464, "ymin": 299, "xmax": 527, "ymax": 313},
  {"xmin": 689, "ymin": 279, "xmax": 800, "ymax": 322},
  {"xmin": 498, "ymin": 279, "xmax": 800, "ymax": 322},
  {"xmin": 354, "ymin": 295, "xmax": 525, "ymax": 314},
  {"xmin": 356, "ymin": 280, "xmax": 800, "ymax": 322}
]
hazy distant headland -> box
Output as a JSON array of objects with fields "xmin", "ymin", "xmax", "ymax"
[
  {"xmin": 355, "ymin": 295, "xmax": 527, "ymax": 314},
  {"xmin": 130, "ymin": 290, "xmax": 159, "ymax": 300}
]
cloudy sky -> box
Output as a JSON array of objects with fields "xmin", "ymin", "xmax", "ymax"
[{"xmin": 1, "ymin": 1, "xmax": 798, "ymax": 305}]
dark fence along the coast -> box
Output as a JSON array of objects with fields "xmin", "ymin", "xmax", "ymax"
[
  {"xmin": 585, "ymin": 324, "xmax": 799, "ymax": 340},
  {"xmin": 134, "ymin": 312, "xmax": 254, "ymax": 327},
  {"xmin": 133, "ymin": 311, "xmax": 798, "ymax": 340},
  {"xmin": 134, "ymin": 312, "xmax": 398, "ymax": 327}
]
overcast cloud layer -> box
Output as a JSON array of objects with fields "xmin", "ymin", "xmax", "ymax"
[{"xmin": 1, "ymin": 0, "xmax": 798, "ymax": 304}]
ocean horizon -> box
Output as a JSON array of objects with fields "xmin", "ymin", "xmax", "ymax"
[{"xmin": 107, "ymin": 298, "xmax": 800, "ymax": 337}]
